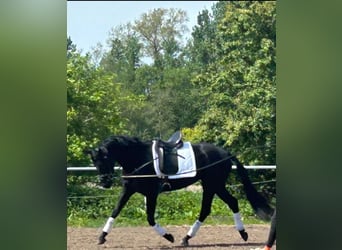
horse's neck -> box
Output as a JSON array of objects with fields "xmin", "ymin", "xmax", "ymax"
[{"xmin": 115, "ymin": 144, "xmax": 152, "ymax": 173}]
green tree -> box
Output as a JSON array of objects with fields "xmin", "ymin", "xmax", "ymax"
[
  {"xmin": 133, "ymin": 8, "xmax": 188, "ymax": 69},
  {"xmin": 184, "ymin": 1, "xmax": 229, "ymax": 71},
  {"xmin": 67, "ymin": 49, "xmax": 127, "ymax": 165},
  {"xmin": 101, "ymin": 23, "xmax": 143, "ymax": 94},
  {"xmin": 145, "ymin": 66, "xmax": 201, "ymax": 138},
  {"xmin": 99, "ymin": 8, "xmax": 198, "ymax": 138},
  {"xmin": 186, "ymin": 8, "xmax": 216, "ymax": 69},
  {"xmin": 67, "ymin": 36, "xmax": 77, "ymax": 59},
  {"xmin": 187, "ymin": 2, "xmax": 276, "ymax": 164}
]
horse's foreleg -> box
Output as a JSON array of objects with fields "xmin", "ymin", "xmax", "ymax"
[
  {"xmin": 98, "ymin": 188, "xmax": 134, "ymax": 245},
  {"xmin": 181, "ymin": 190, "xmax": 215, "ymax": 246},
  {"xmin": 145, "ymin": 194, "xmax": 174, "ymax": 243}
]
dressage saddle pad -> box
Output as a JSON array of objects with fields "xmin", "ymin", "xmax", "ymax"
[{"xmin": 152, "ymin": 141, "xmax": 197, "ymax": 179}]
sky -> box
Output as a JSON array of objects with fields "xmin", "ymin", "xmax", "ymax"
[{"xmin": 67, "ymin": 1, "xmax": 217, "ymax": 54}]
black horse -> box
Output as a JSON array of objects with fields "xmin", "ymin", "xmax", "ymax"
[{"xmin": 84, "ymin": 132, "xmax": 273, "ymax": 246}]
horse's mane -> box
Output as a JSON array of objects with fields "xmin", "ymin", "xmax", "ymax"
[{"xmin": 101, "ymin": 135, "xmax": 149, "ymax": 148}]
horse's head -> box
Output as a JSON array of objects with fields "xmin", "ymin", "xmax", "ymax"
[
  {"xmin": 84, "ymin": 135, "xmax": 148, "ymax": 188},
  {"xmin": 84, "ymin": 146, "xmax": 114, "ymax": 188}
]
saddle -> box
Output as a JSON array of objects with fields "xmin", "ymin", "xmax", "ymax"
[{"xmin": 152, "ymin": 131, "xmax": 183, "ymax": 175}]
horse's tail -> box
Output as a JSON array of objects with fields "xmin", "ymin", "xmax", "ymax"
[{"xmin": 231, "ymin": 156, "xmax": 274, "ymax": 221}]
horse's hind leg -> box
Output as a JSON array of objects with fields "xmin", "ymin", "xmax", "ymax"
[
  {"xmin": 216, "ymin": 187, "xmax": 248, "ymax": 241},
  {"xmin": 181, "ymin": 190, "xmax": 215, "ymax": 246}
]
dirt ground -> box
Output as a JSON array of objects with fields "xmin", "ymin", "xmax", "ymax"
[{"xmin": 67, "ymin": 224, "xmax": 276, "ymax": 250}]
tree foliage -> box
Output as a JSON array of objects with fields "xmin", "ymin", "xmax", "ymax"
[
  {"xmin": 100, "ymin": 23, "xmax": 142, "ymax": 93},
  {"xmin": 67, "ymin": 47, "xmax": 127, "ymax": 165},
  {"xmin": 99, "ymin": 8, "xmax": 197, "ymax": 139},
  {"xmin": 133, "ymin": 8, "xmax": 188, "ymax": 69},
  {"xmin": 186, "ymin": 2, "xmax": 276, "ymax": 165}
]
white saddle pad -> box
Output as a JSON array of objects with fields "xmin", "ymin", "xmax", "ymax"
[{"xmin": 152, "ymin": 141, "xmax": 197, "ymax": 179}]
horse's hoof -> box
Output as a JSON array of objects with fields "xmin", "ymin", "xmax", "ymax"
[
  {"xmin": 98, "ymin": 237, "xmax": 106, "ymax": 245},
  {"xmin": 239, "ymin": 229, "xmax": 248, "ymax": 241},
  {"xmin": 98, "ymin": 232, "xmax": 107, "ymax": 245},
  {"xmin": 181, "ymin": 235, "xmax": 191, "ymax": 246},
  {"xmin": 163, "ymin": 233, "xmax": 174, "ymax": 243}
]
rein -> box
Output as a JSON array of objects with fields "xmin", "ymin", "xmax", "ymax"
[
  {"xmin": 126, "ymin": 159, "xmax": 154, "ymax": 176},
  {"xmin": 117, "ymin": 142, "xmax": 275, "ymax": 179},
  {"xmin": 121, "ymin": 155, "xmax": 235, "ymax": 179}
]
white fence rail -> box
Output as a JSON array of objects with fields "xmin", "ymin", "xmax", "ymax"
[{"xmin": 67, "ymin": 165, "xmax": 276, "ymax": 171}]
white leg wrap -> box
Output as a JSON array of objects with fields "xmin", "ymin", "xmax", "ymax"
[
  {"xmin": 103, "ymin": 217, "xmax": 115, "ymax": 233},
  {"xmin": 233, "ymin": 212, "xmax": 244, "ymax": 231},
  {"xmin": 187, "ymin": 220, "xmax": 202, "ymax": 237},
  {"xmin": 153, "ymin": 223, "xmax": 167, "ymax": 236}
]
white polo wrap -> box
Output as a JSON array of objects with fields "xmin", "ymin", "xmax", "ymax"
[
  {"xmin": 103, "ymin": 217, "xmax": 115, "ymax": 233},
  {"xmin": 153, "ymin": 223, "xmax": 167, "ymax": 236},
  {"xmin": 187, "ymin": 220, "xmax": 202, "ymax": 237},
  {"xmin": 233, "ymin": 212, "xmax": 244, "ymax": 231}
]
